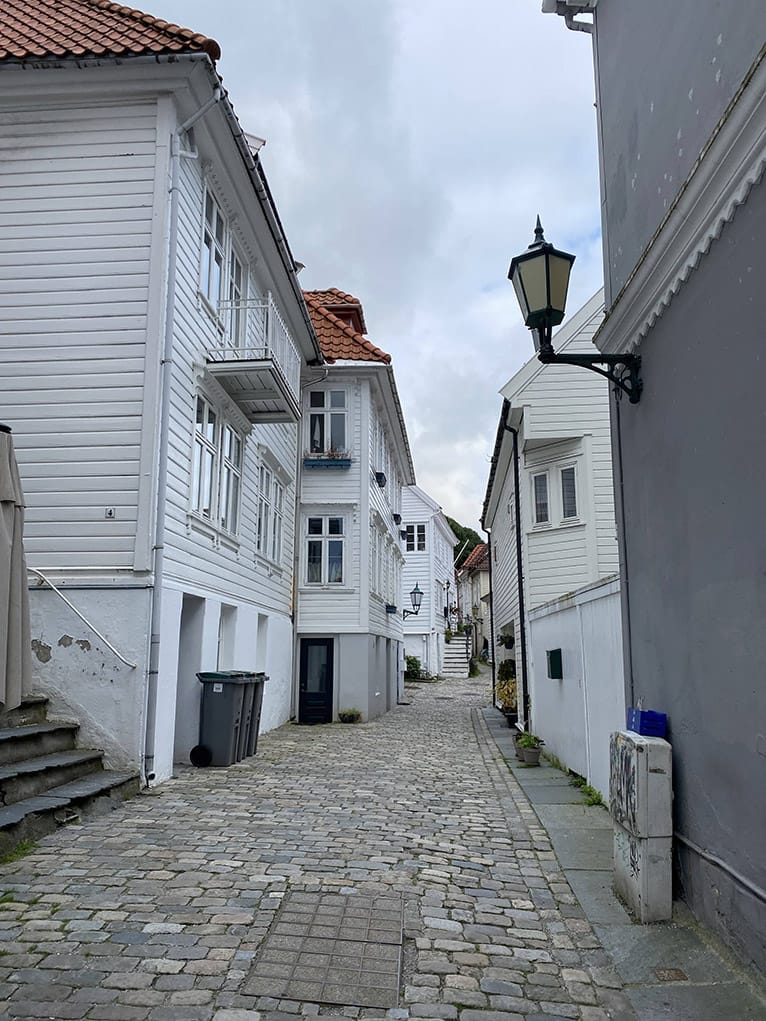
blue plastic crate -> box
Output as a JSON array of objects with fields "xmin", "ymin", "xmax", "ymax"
[{"xmin": 627, "ymin": 707, "xmax": 667, "ymax": 738}]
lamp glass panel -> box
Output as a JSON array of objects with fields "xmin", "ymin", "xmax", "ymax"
[
  {"xmin": 516, "ymin": 254, "xmax": 549, "ymax": 321},
  {"xmin": 547, "ymin": 253, "xmax": 573, "ymax": 319},
  {"xmin": 411, "ymin": 584, "xmax": 423, "ymax": 610},
  {"xmin": 510, "ymin": 268, "xmax": 530, "ymax": 321}
]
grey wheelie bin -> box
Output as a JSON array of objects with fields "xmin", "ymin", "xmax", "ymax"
[{"xmin": 191, "ymin": 671, "xmax": 266, "ymax": 767}]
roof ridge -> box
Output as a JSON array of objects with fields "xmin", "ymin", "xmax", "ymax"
[{"xmin": 82, "ymin": 0, "xmax": 220, "ymax": 54}]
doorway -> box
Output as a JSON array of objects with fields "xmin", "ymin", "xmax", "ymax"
[{"xmin": 299, "ymin": 638, "xmax": 333, "ymax": 724}]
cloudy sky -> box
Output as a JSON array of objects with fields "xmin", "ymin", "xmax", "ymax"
[{"xmin": 159, "ymin": 0, "xmax": 603, "ymax": 531}]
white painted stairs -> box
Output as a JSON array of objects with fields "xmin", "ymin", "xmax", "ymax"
[{"xmin": 441, "ymin": 634, "xmax": 471, "ymax": 679}]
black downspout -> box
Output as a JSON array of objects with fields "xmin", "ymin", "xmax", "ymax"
[
  {"xmin": 485, "ymin": 527, "xmax": 497, "ymax": 706},
  {"xmin": 504, "ymin": 422, "xmax": 530, "ymax": 729}
]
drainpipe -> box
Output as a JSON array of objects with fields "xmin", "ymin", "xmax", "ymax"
[
  {"xmin": 503, "ymin": 420, "xmax": 531, "ymax": 730},
  {"xmin": 485, "ymin": 527, "xmax": 497, "ymax": 706},
  {"xmin": 144, "ymin": 89, "xmax": 222, "ymax": 784}
]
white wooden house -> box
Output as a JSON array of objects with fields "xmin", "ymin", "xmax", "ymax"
[
  {"xmin": 401, "ymin": 485, "xmax": 458, "ymax": 677},
  {"xmin": 482, "ymin": 289, "xmax": 621, "ymax": 731},
  {"xmin": 456, "ymin": 543, "xmax": 491, "ymax": 659},
  {"xmin": 0, "ymin": 4, "xmax": 321, "ymax": 782},
  {"xmin": 298, "ymin": 290, "xmax": 415, "ymax": 722}
]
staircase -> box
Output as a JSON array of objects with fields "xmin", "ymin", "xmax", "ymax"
[
  {"xmin": 0, "ymin": 694, "xmax": 140, "ymax": 856},
  {"xmin": 441, "ymin": 634, "xmax": 471, "ymax": 679}
]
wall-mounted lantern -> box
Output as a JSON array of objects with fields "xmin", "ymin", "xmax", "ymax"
[
  {"xmin": 402, "ymin": 583, "xmax": 423, "ymax": 619},
  {"xmin": 509, "ymin": 218, "xmax": 642, "ymax": 403}
]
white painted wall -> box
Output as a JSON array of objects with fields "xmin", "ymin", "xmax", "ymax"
[
  {"xmin": 528, "ymin": 577, "xmax": 625, "ymax": 799},
  {"xmin": 27, "ymin": 587, "xmax": 152, "ymax": 770}
]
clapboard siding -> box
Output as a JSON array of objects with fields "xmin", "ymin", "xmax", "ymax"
[
  {"xmin": 158, "ymin": 148, "xmax": 296, "ymax": 612},
  {"xmin": 0, "ymin": 98, "xmax": 159, "ymax": 569}
]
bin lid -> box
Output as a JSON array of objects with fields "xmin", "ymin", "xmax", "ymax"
[{"xmin": 196, "ymin": 670, "xmax": 259, "ymax": 683}]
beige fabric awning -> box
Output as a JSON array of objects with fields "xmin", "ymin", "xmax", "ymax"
[{"xmin": 0, "ymin": 429, "xmax": 32, "ymax": 711}]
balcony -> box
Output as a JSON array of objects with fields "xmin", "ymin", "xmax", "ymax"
[{"xmin": 205, "ymin": 294, "xmax": 302, "ymax": 422}]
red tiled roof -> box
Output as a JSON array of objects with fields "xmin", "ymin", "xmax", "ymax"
[
  {"xmin": 304, "ymin": 290, "xmax": 390, "ymax": 365},
  {"xmin": 462, "ymin": 543, "xmax": 489, "ymax": 571},
  {"xmin": 0, "ymin": 0, "xmax": 220, "ymax": 62}
]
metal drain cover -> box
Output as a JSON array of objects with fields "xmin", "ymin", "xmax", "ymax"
[{"xmin": 244, "ymin": 891, "xmax": 403, "ymax": 1007}]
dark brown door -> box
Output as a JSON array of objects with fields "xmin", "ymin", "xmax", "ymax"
[{"xmin": 299, "ymin": 638, "xmax": 333, "ymax": 724}]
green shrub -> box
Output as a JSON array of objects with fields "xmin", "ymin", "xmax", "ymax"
[
  {"xmin": 444, "ymin": 629, "xmax": 453, "ymax": 643},
  {"xmin": 468, "ymin": 657, "xmax": 480, "ymax": 677},
  {"xmin": 517, "ymin": 732, "xmax": 544, "ymax": 749},
  {"xmin": 405, "ymin": 655, "xmax": 421, "ymax": 679},
  {"xmin": 338, "ymin": 708, "xmax": 362, "ymax": 723},
  {"xmin": 497, "ymin": 658, "xmax": 516, "ymax": 682}
]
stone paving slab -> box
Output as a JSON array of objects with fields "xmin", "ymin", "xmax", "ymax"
[{"xmin": 0, "ymin": 673, "xmax": 692, "ymax": 1021}]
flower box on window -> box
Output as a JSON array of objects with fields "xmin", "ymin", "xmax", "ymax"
[{"xmin": 302, "ymin": 449, "xmax": 352, "ymax": 469}]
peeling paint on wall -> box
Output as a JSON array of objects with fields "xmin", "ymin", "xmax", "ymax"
[
  {"xmin": 58, "ymin": 635, "xmax": 73, "ymax": 648},
  {"xmin": 31, "ymin": 639, "xmax": 52, "ymax": 663}
]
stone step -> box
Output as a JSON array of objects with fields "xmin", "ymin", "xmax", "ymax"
[
  {"xmin": 0, "ymin": 749, "xmax": 105, "ymax": 806},
  {"xmin": 0, "ymin": 770, "xmax": 141, "ymax": 856},
  {"xmin": 0, "ymin": 722, "xmax": 79, "ymax": 766},
  {"xmin": 0, "ymin": 694, "xmax": 49, "ymax": 729}
]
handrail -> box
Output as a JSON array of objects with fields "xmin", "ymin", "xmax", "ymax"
[{"xmin": 28, "ymin": 568, "xmax": 137, "ymax": 669}]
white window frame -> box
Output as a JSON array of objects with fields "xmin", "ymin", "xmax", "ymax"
[
  {"xmin": 256, "ymin": 465, "xmax": 286, "ymax": 566},
  {"xmin": 560, "ymin": 464, "xmax": 579, "ymax": 521},
  {"xmin": 305, "ymin": 515, "xmax": 345, "ymax": 585},
  {"xmin": 405, "ymin": 523, "xmax": 426, "ymax": 552},
  {"xmin": 190, "ymin": 394, "xmax": 244, "ymax": 536},
  {"xmin": 200, "ymin": 187, "xmax": 248, "ymax": 347},
  {"xmin": 532, "ymin": 471, "xmax": 550, "ymax": 526},
  {"xmin": 307, "ymin": 388, "xmax": 348, "ymax": 455}
]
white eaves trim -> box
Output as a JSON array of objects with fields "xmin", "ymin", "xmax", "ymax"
[
  {"xmin": 500, "ymin": 287, "xmax": 605, "ymax": 403},
  {"xmin": 596, "ymin": 50, "xmax": 766, "ymax": 355}
]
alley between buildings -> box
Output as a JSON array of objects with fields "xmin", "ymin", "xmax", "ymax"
[{"xmin": 0, "ymin": 676, "xmax": 761, "ymax": 1021}]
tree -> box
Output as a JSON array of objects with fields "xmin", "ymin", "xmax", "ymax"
[{"xmin": 446, "ymin": 516, "xmax": 482, "ymax": 569}]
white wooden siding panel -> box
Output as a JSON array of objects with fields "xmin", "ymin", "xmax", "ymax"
[
  {"xmin": 158, "ymin": 151, "xmax": 296, "ymax": 614},
  {"xmin": 0, "ymin": 99, "xmax": 158, "ymax": 569}
]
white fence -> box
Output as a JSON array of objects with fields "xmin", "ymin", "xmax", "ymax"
[{"xmin": 527, "ymin": 575, "xmax": 625, "ymax": 799}]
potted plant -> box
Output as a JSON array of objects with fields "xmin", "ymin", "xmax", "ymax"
[
  {"xmin": 496, "ymin": 660, "xmax": 518, "ymax": 727},
  {"xmin": 517, "ymin": 732, "xmax": 544, "ymax": 765},
  {"xmin": 444, "ymin": 628, "xmax": 453, "ymax": 644}
]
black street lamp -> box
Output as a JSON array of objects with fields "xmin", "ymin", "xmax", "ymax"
[
  {"xmin": 509, "ymin": 218, "xmax": 642, "ymax": 403},
  {"xmin": 402, "ymin": 583, "xmax": 423, "ymax": 619}
]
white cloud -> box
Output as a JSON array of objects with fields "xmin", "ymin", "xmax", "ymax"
[{"xmin": 158, "ymin": 0, "xmax": 603, "ymax": 529}]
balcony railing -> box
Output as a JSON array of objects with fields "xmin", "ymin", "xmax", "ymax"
[{"xmin": 206, "ymin": 293, "xmax": 302, "ymax": 404}]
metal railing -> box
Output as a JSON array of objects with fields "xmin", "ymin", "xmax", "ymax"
[
  {"xmin": 29, "ymin": 568, "xmax": 137, "ymax": 670},
  {"xmin": 208, "ymin": 292, "xmax": 302, "ymax": 400}
]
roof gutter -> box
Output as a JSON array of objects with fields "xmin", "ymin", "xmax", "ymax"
[{"xmin": 541, "ymin": 0, "xmax": 596, "ymax": 34}]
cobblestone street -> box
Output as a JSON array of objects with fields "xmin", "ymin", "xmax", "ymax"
[{"xmin": 0, "ymin": 676, "xmax": 636, "ymax": 1021}]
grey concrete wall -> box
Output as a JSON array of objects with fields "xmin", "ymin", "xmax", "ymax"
[
  {"xmin": 595, "ymin": 0, "xmax": 766, "ymax": 302},
  {"xmin": 337, "ymin": 634, "xmax": 371, "ymax": 720},
  {"xmin": 613, "ymin": 177, "xmax": 766, "ymax": 971}
]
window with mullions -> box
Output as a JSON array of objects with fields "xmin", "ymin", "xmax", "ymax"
[
  {"xmin": 220, "ymin": 426, "xmax": 242, "ymax": 533},
  {"xmin": 306, "ymin": 516, "xmax": 344, "ymax": 584},
  {"xmin": 533, "ymin": 472, "xmax": 550, "ymax": 525},
  {"xmin": 561, "ymin": 465, "xmax": 578, "ymax": 519},
  {"xmin": 200, "ymin": 189, "xmax": 247, "ymax": 345},
  {"xmin": 191, "ymin": 396, "xmax": 243, "ymax": 533},
  {"xmin": 308, "ymin": 390, "xmax": 346, "ymax": 454},
  {"xmin": 201, "ymin": 192, "xmax": 226, "ymax": 308},
  {"xmin": 256, "ymin": 466, "xmax": 285, "ymax": 564},
  {"xmin": 405, "ymin": 524, "xmax": 426, "ymax": 552}
]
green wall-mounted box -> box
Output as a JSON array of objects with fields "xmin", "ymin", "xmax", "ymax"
[{"xmin": 547, "ymin": 648, "xmax": 563, "ymax": 679}]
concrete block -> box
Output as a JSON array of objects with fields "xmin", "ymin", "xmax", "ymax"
[
  {"xmin": 609, "ymin": 731, "xmax": 672, "ymax": 839},
  {"xmin": 613, "ymin": 827, "xmax": 671, "ymax": 922}
]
